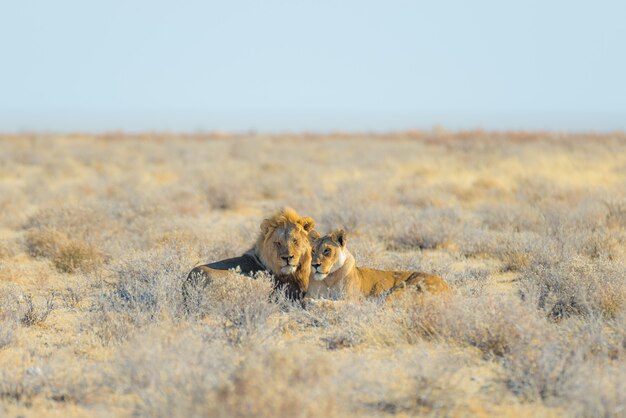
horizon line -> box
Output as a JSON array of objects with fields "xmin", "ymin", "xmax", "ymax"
[{"xmin": 2, "ymin": 110, "xmax": 626, "ymax": 134}]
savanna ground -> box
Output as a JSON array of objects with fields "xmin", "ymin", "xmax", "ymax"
[{"xmin": 0, "ymin": 131, "xmax": 625, "ymax": 417}]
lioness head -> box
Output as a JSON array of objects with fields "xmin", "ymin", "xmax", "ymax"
[
  {"xmin": 256, "ymin": 208, "xmax": 315, "ymax": 293},
  {"xmin": 310, "ymin": 228, "xmax": 348, "ymax": 281}
]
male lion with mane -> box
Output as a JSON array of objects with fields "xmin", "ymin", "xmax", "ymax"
[
  {"xmin": 183, "ymin": 208, "xmax": 315, "ymax": 304},
  {"xmin": 306, "ymin": 229, "xmax": 449, "ymax": 301}
]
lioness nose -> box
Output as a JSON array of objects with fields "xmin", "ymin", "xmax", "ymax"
[
  {"xmin": 281, "ymin": 255, "xmax": 294, "ymax": 262},
  {"xmin": 312, "ymin": 263, "xmax": 321, "ymax": 268}
]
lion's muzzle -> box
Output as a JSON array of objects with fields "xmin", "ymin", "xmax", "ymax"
[
  {"xmin": 312, "ymin": 265, "xmax": 328, "ymax": 281},
  {"xmin": 281, "ymin": 265, "xmax": 297, "ymax": 274}
]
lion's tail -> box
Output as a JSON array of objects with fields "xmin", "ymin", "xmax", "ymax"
[{"xmin": 392, "ymin": 272, "xmax": 450, "ymax": 294}]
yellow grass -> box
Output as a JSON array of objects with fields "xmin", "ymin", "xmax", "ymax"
[{"xmin": 0, "ymin": 131, "xmax": 625, "ymax": 417}]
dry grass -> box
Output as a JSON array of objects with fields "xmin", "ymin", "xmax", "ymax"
[{"xmin": 0, "ymin": 131, "xmax": 625, "ymax": 417}]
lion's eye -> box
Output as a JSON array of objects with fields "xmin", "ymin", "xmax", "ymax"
[
  {"xmin": 292, "ymin": 239, "xmax": 298, "ymax": 244},
  {"xmin": 323, "ymin": 248, "xmax": 331, "ymax": 256},
  {"xmin": 275, "ymin": 242, "xmax": 281, "ymax": 248}
]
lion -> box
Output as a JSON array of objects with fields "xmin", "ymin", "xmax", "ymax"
[
  {"xmin": 306, "ymin": 229, "xmax": 449, "ymax": 301},
  {"xmin": 183, "ymin": 208, "xmax": 315, "ymax": 303}
]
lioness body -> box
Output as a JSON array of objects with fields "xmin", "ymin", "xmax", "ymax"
[
  {"xmin": 307, "ymin": 229, "xmax": 449, "ymax": 300},
  {"xmin": 183, "ymin": 208, "xmax": 315, "ymax": 302}
]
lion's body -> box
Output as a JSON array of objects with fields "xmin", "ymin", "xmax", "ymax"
[
  {"xmin": 307, "ymin": 229, "xmax": 449, "ymax": 301},
  {"xmin": 188, "ymin": 252, "xmax": 266, "ymax": 279},
  {"xmin": 183, "ymin": 208, "xmax": 315, "ymax": 302}
]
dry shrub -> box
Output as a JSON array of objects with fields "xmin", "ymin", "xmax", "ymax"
[
  {"xmin": 459, "ymin": 227, "xmax": 544, "ymax": 271},
  {"xmin": 40, "ymin": 358, "xmax": 103, "ymax": 405},
  {"xmin": 603, "ymin": 199, "xmax": 626, "ymax": 230},
  {"xmin": 0, "ymin": 285, "xmax": 55, "ymax": 345},
  {"xmin": 0, "ymin": 285, "xmax": 23, "ymax": 349},
  {"xmin": 350, "ymin": 346, "xmax": 466, "ymax": 417},
  {"xmin": 475, "ymin": 203, "xmax": 544, "ymax": 234},
  {"xmin": 24, "ymin": 205, "xmax": 118, "ymax": 244},
  {"xmin": 387, "ymin": 208, "xmax": 461, "ymax": 251},
  {"xmin": 23, "ymin": 204, "xmax": 122, "ymax": 270},
  {"xmin": 442, "ymin": 267, "xmax": 490, "ymax": 293},
  {"xmin": 0, "ymin": 186, "xmax": 29, "ymax": 230},
  {"xmin": 499, "ymin": 248, "xmax": 533, "ymax": 272},
  {"xmin": 313, "ymin": 298, "xmax": 435, "ymax": 349},
  {"xmin": 0, "ymin": 321, "xmax": 16, "ymax": 350},
  {"xmin": 305, "ymin": 300, "xmax": 383, "ymax": 349},
  {"xmin": 488, "ymin": 232, "xmax": 542, "ymax": 272},
  {"xmin": 20, "ymin": 293, "xmax": 55, "ymax": 327},
  {"xmin": 104, "ymin": 323, "xmax": 466, "ymax": 418},
  {"xmin": 92, "ymin": 243, "xmax": 194, "ymax": 343},
  {"xmin": 0, "ymin": 366, "xmax": 45, "ymax": 405},
  {"xmin": 563, "ymin": 360, "xmax": 626, "ymax": 418},
  {"xmin": 390, "ymin": 291, "xmax": 626, "ymax": 417},
  {"xmin": 504, "ymin": 333, "xmax": 580, "ymax": 402},
  {"xmin": 188, "ymin": 271, "xmax": 288, "ymax": 345},
  {"xmin": 59, "ymin": 284, "xmax": 86, "ymax": 309},
  {"xmin": 0, "ymin": 352, "xmax": 101, "ymax": 409},
  {"xmin": 214, "ymin": 344, "xmax": 340, "ymax": 418},
  {"xmin": 24, "ymin": 229, "xmax": 105, "ymax": 273},
  {"xmin": 24, "ymin": 229, "xmax": 64, "ymax": 258},
  {"xmin": 107, "ymin": 326, "xmax": 342, "ymax": 418},
  {"xmin": 504, "ymin": 315, "xmax": 626, "ymax": 417},
  {"xmin": 104, "ymin": 326, "xmax": 232, "ymax": 417},
  {"xmin": 522, "ymin": 256, "xmax": 626, "ymax": 320},
  {"xmin": 552, "ymin": 313, "xmax": 626, "ymax": 417},
  {"xmin": 539, "ymin": 203, "xmax": 624, "ymax": 262},
  {"xmin": 0, "ymin": 238, "xmax": 19, "ymax": 260},
  {"xmin": 206, "ymin": 183, "xmax": 241, "ymax": 210},
  {"xmin": 318, "ymin": 206, "xmax": 362, "ymax": 234},
  {"xmin": 0, "ymin": 285, "xmax": 22, "ymax": 319},
  {"xmin": 52, "ymin": 241, "xmax": 104, "ymax": 273},
  {"xmin": 398, "ymin": 292, "xmax": 547, "ymax": 358}
]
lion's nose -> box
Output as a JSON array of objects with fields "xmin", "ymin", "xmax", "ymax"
[{"xmin": 281, "ymin": 255, "xmax": 294, "ymax": 262}]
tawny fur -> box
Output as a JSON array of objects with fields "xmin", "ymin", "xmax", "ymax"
[
  {"xmin": 307, "ymin": 229, "xmax": 449, "ymax": 301},
  {"xmin": 184, "ymin": 208, "xmax": 314, "ymax": 301}
]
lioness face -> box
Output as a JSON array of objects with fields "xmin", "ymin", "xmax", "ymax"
[
  {"xmin": 267, "ymin": 224, "xmax": 311, "ymax": 275},
  {"xmin": 310, "ymin": 229, "xmax": 347, "ymax": 281}
]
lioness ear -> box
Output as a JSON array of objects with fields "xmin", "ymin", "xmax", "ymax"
[
  {"xmin": 299, "ymin": 216, "xmax": 315, "ymax": 232},
  {"xmin": 332, "ymin": 229, "xmax": 347, "ymax": 247}
]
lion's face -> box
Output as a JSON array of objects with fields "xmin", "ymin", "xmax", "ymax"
[
  {"xmin": 310, "ymin": 229, "xmax": 347, "ymax": 281},
  {"xmin": 257, "ymin": 208, "xmax": 315, "ymax": 277},
  {"xmin": 265, "ymin": 224, "xmax": 311, "ymax": 274}
]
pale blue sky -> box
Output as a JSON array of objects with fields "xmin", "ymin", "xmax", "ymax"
[{"xmin": 1, "ymin": 0, "xmax": 625, "ymax": 132}]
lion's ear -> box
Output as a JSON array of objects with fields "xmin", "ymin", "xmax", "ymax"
[
  {"xmin": 260, "ymin": 219, "xmax": 272, "ymax": 235},
  {"xmin": 299, "ymin": 216, "xmax": 315, "ymax": 232},
  {"xmin": 332, "ymin": 229, "xmax": 347, "ymax": 247}
]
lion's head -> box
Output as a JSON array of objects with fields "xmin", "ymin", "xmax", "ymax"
[
  {"xmin": 255, "ymin": 208, "xmax": 315, "ymax": 296},
  {"xmin": 309, "ymin": 228, "xmax": 348, "ymax": 281}
]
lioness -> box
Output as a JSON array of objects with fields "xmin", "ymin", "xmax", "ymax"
[
  {"xmin": 307, "ymin": 229, "xmax": 449, "ymax": 300},
  {"xmin": 183, "ymin": 208, "xmax": 315, "ymax": 303}
]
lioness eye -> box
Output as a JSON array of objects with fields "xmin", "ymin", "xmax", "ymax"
[
  {"xmin": 323, "ymin": 248, "xmax": 330, "ymax": 256},
  {"xmin": 275, "ymin": 242, "xmax": 281, "ymax": 248}
]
